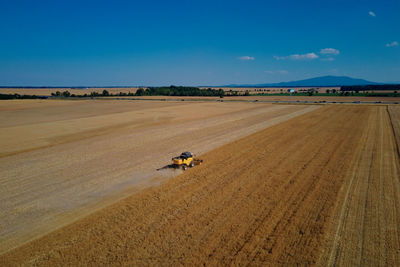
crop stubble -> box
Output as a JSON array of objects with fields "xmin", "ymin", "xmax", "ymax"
[
  {"xmin": 0, "ymin": 100, "xmax": 317, "ymax": 254},
  {"xmin": 2, "ymin": 105, "xmax": 399, "ymax": 265}
]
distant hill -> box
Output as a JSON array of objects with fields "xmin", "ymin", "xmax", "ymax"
[{"xmin": 223, "ymin": 76, "xmax": 379, "ymax": 87}]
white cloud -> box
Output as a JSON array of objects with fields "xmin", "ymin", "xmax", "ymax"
[
  {"xmin": 238, "ymin": 56, "xmax": 255, "ymax": 61},
  {"xmin": 369, "ymin": 11, "xmax": 376, "ymax": 17},
  {"xmin": 290, "ymin": 53, "xmax": 319, "ymax": 60},
  {"xmin": 320, "ymin": 48, "xmax": 340, "ymax": 55},
  {"xmin": 265, "ymin": 70, "xmax": 288, "ymax": 74},
  {"xmin": 386, "ymin": 41, "xmax": 399, "ymax": 47},
  {"xmin": 274, "ymin": 52, "xmax": 318, "ymax": 60}
]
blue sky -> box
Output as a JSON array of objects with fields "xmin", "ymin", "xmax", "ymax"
[{"xmin": 0, "ymin": 0, "xmax": 399, "ymax": 86}]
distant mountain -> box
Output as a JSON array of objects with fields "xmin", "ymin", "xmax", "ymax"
[{"xmin": 223, "ymin": 76, "xmax": 379, "ymax": 87}]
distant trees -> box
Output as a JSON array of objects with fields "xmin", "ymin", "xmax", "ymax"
[
  {"xmin": 51, "ymin": 91, "xmax": 61, "ymax": 96},
  {"xmin": 90, "ymin": 91, "xmax": 100, "ymax": 97},
  {"xmin": 336, "ymin": 85, "xmax": 400, "ymax": 97},
  {"xmin": 135, "ymin": 88, "xmax": 145, "ymax": 96},
  {"xmin": 29, "ymin": 86, "xmax": 259, "ymax": 99},
  {"xmin": 51, "ymin": 91, "xmax": 70, "ymax": 97},
  {"xmin": 0, "ymin": 93, "xmax": 44, "ymax": 100},
  {"xmin": 135, "ymin": 86, "xmax": 226, "ymax": 97},
  {"xmin": 62, "ymin": 91, "xmax": 70, "ymax": 97},
  {"xmin": 47, "ymin": 87, "xmax": 227, "ymax": 98},
  {"xmin": 341, "ymin": 84, "xmax": 400, "ymax": 91},
  {"xmin": 227, "ymin": 89, "xmax": 239, "ymax": 96},
  {"xmin": 307, "ymin": 88, "xmax": 316, "ymax": 96}
]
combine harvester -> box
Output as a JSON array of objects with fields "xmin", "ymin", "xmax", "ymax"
[{"xmin": 158, "ymin": 151, "xmax": 203, "ymax": 171}]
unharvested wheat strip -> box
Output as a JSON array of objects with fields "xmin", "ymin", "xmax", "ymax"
[{"xmin": 383, "ymin": 107, "xmax": 400, "ymax": 265}]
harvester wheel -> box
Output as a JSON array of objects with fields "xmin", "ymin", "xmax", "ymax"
[
  {"xmin": 182, "ymin": 165, "xmax": 187, "ymax": 171},
  {"xmin": 190, "ymin": 161, "xmax": 194, "ymax": 167}
]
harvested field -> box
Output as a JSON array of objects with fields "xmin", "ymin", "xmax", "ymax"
[
  {"xmin": 0, "ymin": 87, "xmax": 138, "ymax": 96},
  {"xmin": 239, "ymin": 95, "xmax": 400, "ymax": 103},
  {"xmin": 103, "ymin": 95, "xmax": 400, "ymax": 103},
  {"xmin": 208, "ymin": 86, "xmax": 340, "ymax": 93},
  {"xmin": 1, "ymin": 105, "xmax": 399, "ymax": 265},
  {"xmin": 0, "ymin": 100, "xmax": 317, "ymax": 254}
]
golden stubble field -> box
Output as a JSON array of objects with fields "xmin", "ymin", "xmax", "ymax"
[
  {"xmin": 0, "ymin": 99, "xmax": 318, "ymax": 254},
  {"xmin": 0, "ymin": 87, "xmax": 139, "ymax": 96},
  {"xmin": 1, "ymin": 99, "xmax": 399, "ymax": 266}
]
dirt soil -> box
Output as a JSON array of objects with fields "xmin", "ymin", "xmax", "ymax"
[
  {"xmin": 0, "ymin": 100, "xmax": 317, "ymax": 254},
  {"xmin": 1, "ymin": 105, "xmax": 399, "ymax": 266}
]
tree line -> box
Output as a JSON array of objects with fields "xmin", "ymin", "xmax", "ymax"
[
  {"xmin": 50, "ymin": 86, "xmax": 233, "ymax": 98},
  {"xmin": 135, "ymin": 86, "xmax": 225, "ymax": 97},
  {"xmin": 0, "ymin": 93, "xmax": 47, "ymax": 100},
  {"xmin": 341, "ymin": 84, "xmax": 400, "ymax": 92}
]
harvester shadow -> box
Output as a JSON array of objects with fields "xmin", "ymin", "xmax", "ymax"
[{"xmin": 156, "ymin": 165, "xmax": 177, "ymax": 171}]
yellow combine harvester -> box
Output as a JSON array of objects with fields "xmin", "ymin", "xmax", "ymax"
[
  {"xmin": 157, "ymin": 151, "xmax": 203, "ymax": 171},
  {"xmin": 171, "ymin": 151, "xmax": 203, "ymax": 170}
]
